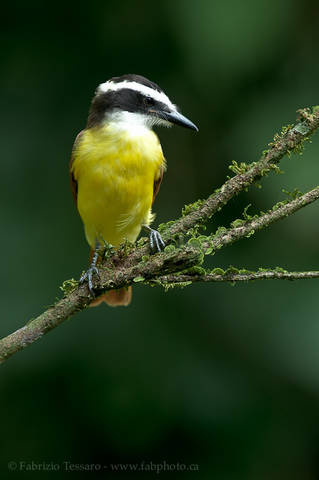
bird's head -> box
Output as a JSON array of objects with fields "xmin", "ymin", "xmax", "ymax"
[{"xmin": 87, "ymin": 74, "xmax": 198, "ymax": 132}]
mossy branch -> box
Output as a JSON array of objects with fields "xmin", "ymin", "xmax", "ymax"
[
  {"xmin": 208, "ymin": 185, "xmax": 319, "ymax": 252},
  {"xmin": 164, "ymin": 107, "xmax": 319, "ymax": 238},
  {"xmin": 156, "ymin": 269, "xmax": 319, "ymax": 286},
  {"xmin": 1, "ymin": 107, "xmax": 319, "ymax": 364}
]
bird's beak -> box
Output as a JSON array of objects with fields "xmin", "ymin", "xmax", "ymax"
[{"xmin": 152, "ymin": 109, "xmax": 199, "ymax": 131}]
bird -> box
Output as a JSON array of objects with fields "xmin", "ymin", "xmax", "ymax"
[{"xmin": 70, "ymin": 74, "xmax": 198, "ymax": 306}]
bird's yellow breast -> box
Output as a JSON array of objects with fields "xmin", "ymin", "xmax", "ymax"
[{"xmin": 71, "ymin": 122, "xmax": 165, "ymax": 248}]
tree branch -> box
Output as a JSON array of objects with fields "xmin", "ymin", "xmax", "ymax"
[
  {"xmin": 208, "ymin": 186, "xmax": 319, "ymax": 252},
  {"xmin": 165, "ymin": 108, "xmax": 319, "ymax": 238},
  {"xmin": 1, "ymin": 107, "xmax": 319, "ymax": 364},
  {"xmin": 156, "ymin": 269, "xmax": 319, "ymax": 286}
]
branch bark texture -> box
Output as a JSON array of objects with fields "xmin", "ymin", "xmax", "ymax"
[{"xmin": 1, "ymin": 107, "xmax": 319, "ymax": 364}]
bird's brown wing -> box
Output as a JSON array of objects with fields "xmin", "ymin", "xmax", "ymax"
[
  {"xmin": 69, "ymin": 130, "xmax": 84, "ymax": 205},
  {"xmin": 152, "ymin": 165, "xmax": 165, "ymax": 206}
]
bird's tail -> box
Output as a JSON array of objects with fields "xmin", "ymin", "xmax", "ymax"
[{"xmin": 90, "ymin": 287, "xmax": 132, "ymax": 307}]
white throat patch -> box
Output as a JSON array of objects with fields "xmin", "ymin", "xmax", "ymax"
[{"xmin": 106, "ymin": 111, "xmax": 171, "ymax": 134}]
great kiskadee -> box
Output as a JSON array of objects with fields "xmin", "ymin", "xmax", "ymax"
[{"xmin": 70, "ymin": 74, "xmax": 198, "ymax": 306}]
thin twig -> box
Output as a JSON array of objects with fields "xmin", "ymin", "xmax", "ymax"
[
  {"xmin": 165, "ymin": 109, "xmax": 319, "ymax": 237},
  {"xmin": 156, "ymin": 270, "xmax": 319, "ymax": 285},
  {"xmin": 208, "ymin": 186, "xmax": 319, "ymax": 252}
]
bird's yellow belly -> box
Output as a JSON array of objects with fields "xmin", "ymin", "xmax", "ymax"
[{"xmin": 72, "ymin": 127, "xmax": 164, "ymax": 248}]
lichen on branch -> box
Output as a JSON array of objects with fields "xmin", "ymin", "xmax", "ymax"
[{"xmin": 1, "ymin": 107, "xmax": 319, "ymax": 364}]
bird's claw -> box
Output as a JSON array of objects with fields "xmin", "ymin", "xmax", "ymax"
[
  {"xmin": 80, "ymin": 266, "xmax": 100, "ymax": 296},
  {"xmin": 149, "ymin": 229, "xmax": 165, "ymax": 252}
]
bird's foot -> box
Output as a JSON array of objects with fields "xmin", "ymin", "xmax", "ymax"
[
  {"xmin": 80, "ymin": 266, "xmax": 100, "ymax": 296},
  {"xmin": 143, "ymin": 225, "xmax": 165, "ymax": 252}
]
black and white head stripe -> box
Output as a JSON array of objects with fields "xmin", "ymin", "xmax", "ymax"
[
  {"xmin": 88, "ymin": 74, "xmax": 198, "ymax": 131},
  {"xmin": 103, "ymin": 74, "xmax": 163, "ymax": 92},
  {"xmin": 97, "ymin": 74, "xmax": 175, "ymax": 111}
]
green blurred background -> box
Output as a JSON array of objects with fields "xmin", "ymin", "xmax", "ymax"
[{"xmin": 2, "ymin": 0, "xmax": 319, "ymax": 478}]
